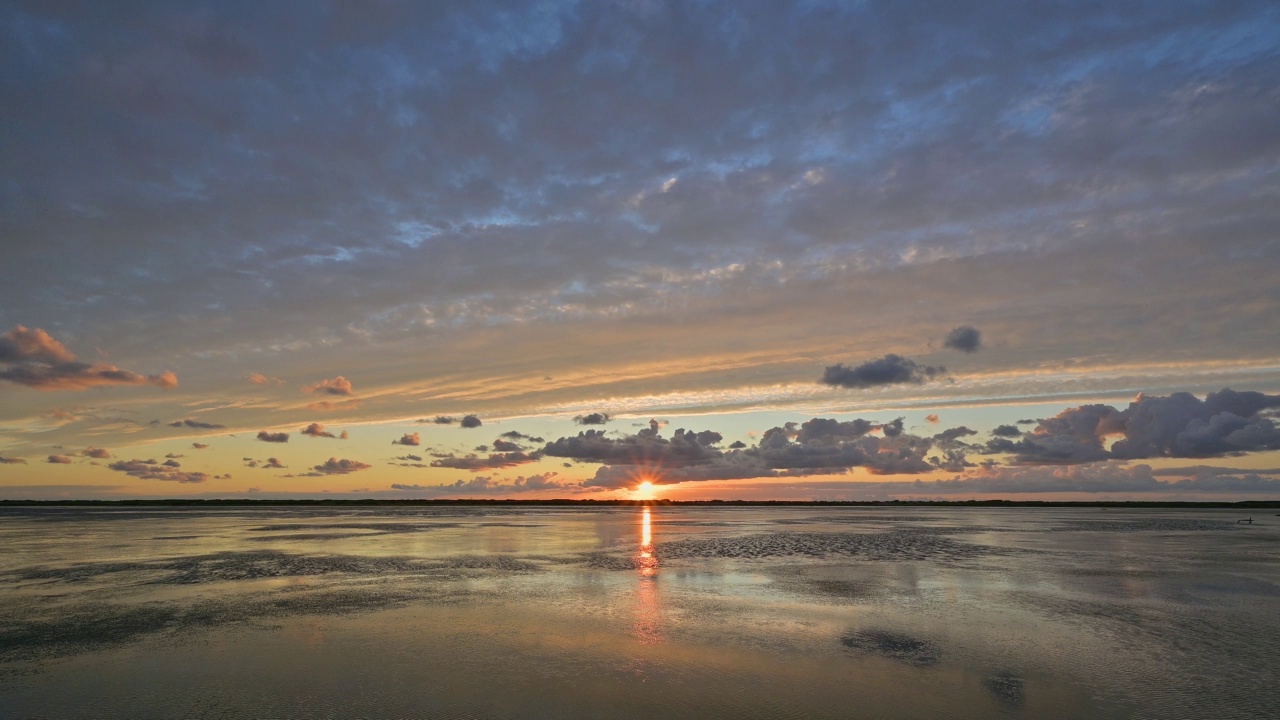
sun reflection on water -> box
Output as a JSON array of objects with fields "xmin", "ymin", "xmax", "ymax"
[
  {"xmin": 639, "ymin": 507, "xmax": 656, "ymax": 577},
  {"xmin": 633, "ymin": 506, "xmax": 661, "ymax": 644}
]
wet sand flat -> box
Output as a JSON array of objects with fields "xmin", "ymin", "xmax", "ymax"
[{"xmin": 1, "ymin": 506, "xmax": 1277, "ymax": 719}]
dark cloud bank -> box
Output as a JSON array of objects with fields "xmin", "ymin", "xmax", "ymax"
[
  {"xmin": 987, "ymin": 389, "xmax": 1280, "ymax": 464},
  {"xmin": 526, "ymin": 389, "xmax": 1280, "ymax": 492}
]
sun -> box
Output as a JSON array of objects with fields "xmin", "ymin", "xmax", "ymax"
[{"xmin": 634, "ymin": 480, "xmax": 656, "ymax": 499}]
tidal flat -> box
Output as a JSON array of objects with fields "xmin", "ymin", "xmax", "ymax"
[{"xmin": 1, "ymin": 506, "xmax": 1276, "ymax": 719}]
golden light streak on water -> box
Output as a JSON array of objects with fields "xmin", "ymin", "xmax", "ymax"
[{"xmin": 633, "ymin": 507, "xmax": 661, "ymax": 643}]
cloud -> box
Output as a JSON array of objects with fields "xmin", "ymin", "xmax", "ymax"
[
  {"xmin": 169, "ymin": 419, "xmax": 226, "ymax": 429},
  {"xmin": 312, "ymin": 457, "xmax": 371, "ymax": 475},
  {"xmin": 1150, "ymin": 464, "xmax": 1280, "ymax": 478},
  {"xmin": 1112, "ymin": 389, "xmax": 1280, "ymax": 459},
  {"xmin": 0, "ymin": 0, "xmax": 1273, "ymax": 449},
  {"xmin": 991, "ymin": 425, "xmax": 1022, "ymax": 438},
  {"xmin": 107, "ymin": 458, "xmax": 208, "ymax": 483},
  {"xmin": 925, "ymin": 414, "xmax": 940, "ymax": 424},
  {"xmin": 572, "ymin": 415, "xmax": 981, "ymax": 489},
  {"xmin": 307, "ymin": 399, "xmax": 361, "ymax": 412},
  {"xmin": 304, "ymin": 376, "xmax": 354, "ymax": 396},
  {"xmin": 933, "ymin": 426, "xmax": 978, "ymax": 445},
  {"xmin": 256, "ymin": 431, "xmax": 290, "ymax": 443},
  {"xmin": 987, "ymin": 389, "xmax": 1280, "ymax": 464},
  {"xmin": 491, "ymin": 438, "xmax": 522, "ymax": 452},
  {"xmin": 460, "ymin": 414, "xmax": 483, "ymax": 428},
  {"xmin": 392, "ymin": 432, "xmax": 421, "ymax": 446},
  {"xmin": 1, "ymin": 364, "xmax": 177, "ymax": 391},
  {"xmin": 943, "ymin": 326, "xmax": 982, "ymax": 353},
  {"xmin": 162, "ymin": 459, "xmax": 181, "ymax": 468},
  {"xmin": 428, "ymin": 451, "xmax": 543, "ymax": 471},
  {"xmin": 46, "ymin": 407, "xmax": 82, "ymax": 423},
  {"xmin": 4, "ymin": 3, "xmax": 1279, "ymax": 474},
  {"xmin": 423, "ymin": 416, "xmax": 456, "ymax": 425},
  {"xmin": 391, "ymin": 472, "xmax": 575, "ymax": 495},
  {"xmin": 0, "ymin": 325, "xmax": 76, "ymax": 364},
  {"xmin": 81, "ymin": 447, "xmax": 112, "ymax": 459},
  {"xmin": 301, "ymin": 422, "xmax": 341, "ymax": 439},
  {"xmin": 0, "ymin": 326, "xmax": 178, "ymax": 391},
  {"xmin": 47, "ymin": 454, "xmax": 73, "ymax": 464},
  {"xmin": 911, "ymin": 463, "xmax": 1280, "ymax": 495},
  {"xmin": 500, "ymin": 430, "xmax": 544, "ymax": 442},
  {"xmin": 573, "ymin": 412, "xmax": 611, "ymax": 425},
  {"xmin": 722, "ymin": 463, "xmax": 1280, "ymax": 500},
  {"xmin": 192, "ymin": 442, "xmax": 210, "ymax": 449},
  {"xmin": 820, "ymin": 354, "xmax": 946, "ymax": 389},
  {"xmin": 248, "ymin": 372, "xmax": 284, "ymax": 386},
  {"xmin": 393, "ymin": 454, "xmax": 423, "ymax": 462},
  {"xmin": 747, "ymin": 418, "xmax": 935, "ymax": 474},
  {"xmin": 0, "ymin": 455, "xmax": 26, "ymax": 464},
  {"xmin": 984, "ymin": 404, "xmax": 1118, "ymax": 464},
  {"xmin": 793, "ymin": 417, "xmax": 902, "ymax": 442},
  {"xmin": 544, "ymin": 419, "xmax": 723, "ymax": 468}
]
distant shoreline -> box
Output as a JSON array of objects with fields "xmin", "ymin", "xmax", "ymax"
[{"xmin": 1, "ymin": 498, "xmax": 1277, "ymax": 509}]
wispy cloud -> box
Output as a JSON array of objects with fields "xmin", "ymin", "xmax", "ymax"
[
  {"xmin": 169, "ymin": 419, "xmax": 225, "ymax": 430},
  {"xmin": 249, "ymin": 373, "xmax": 285, "ymax": 386}
]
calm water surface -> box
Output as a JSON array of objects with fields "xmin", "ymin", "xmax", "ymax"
[{"xmin": 1, "ymin": 506, "xmax": 1277, "ymax": 719}]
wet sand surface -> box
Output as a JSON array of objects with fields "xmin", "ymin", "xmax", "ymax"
[{"xmin": 1, "ymin": 506, "xmax": 1276, "ymax": 719}]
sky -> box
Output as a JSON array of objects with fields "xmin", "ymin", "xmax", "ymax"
[{"xmin": 2, "ymin": 0, "xmax": 1279, "ymax": 501}]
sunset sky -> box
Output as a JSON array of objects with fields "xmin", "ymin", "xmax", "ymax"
[{"xmin": 2, "ymin": 1, "xmax": 1279, "ymax": 501}]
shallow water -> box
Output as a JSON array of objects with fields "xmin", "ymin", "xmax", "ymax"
[{"xmin": 1, "ymin": 506, "xmax": 1276, "ymax": 719}]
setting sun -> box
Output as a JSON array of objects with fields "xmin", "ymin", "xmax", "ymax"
[{"xmin": 634, "ymin": 480, "xmax": 655, "ymax": 499}]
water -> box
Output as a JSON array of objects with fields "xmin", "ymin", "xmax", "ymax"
[{"xmin": 1, "ymin": 506, "xmax": 1276, "ymax": 719}]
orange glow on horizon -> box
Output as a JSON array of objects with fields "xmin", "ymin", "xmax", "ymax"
[{"xmin": 634, "ymin": 479, "xmax": 656, "ymax": 500}]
